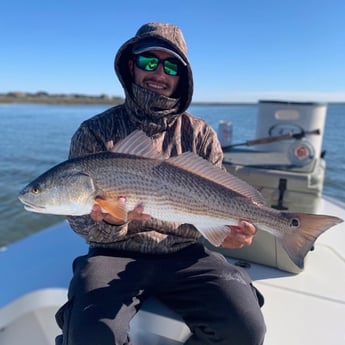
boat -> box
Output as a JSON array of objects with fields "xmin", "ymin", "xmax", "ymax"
[{"xmin": 1, "ymin": 100, "xmax": 344, "ymax": 344}]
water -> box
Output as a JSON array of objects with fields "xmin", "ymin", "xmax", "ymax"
[{"xmin": 1, "ymin": 103, "xmax": 344, "ymax": 247}]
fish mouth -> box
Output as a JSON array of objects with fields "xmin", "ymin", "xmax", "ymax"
[{"xmin": 18, "ymin": 196, "xmax": 46, "ymax": 212}]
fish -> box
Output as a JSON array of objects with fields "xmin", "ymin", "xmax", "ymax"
[{"xmin": 18, "ymin": 130, "xmax": 343, "ymax": 269}]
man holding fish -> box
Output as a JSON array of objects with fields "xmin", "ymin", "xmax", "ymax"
[
  {"xmin": 55, "ymin": 22, "xmax": 267, "ymax": 344},
  {"xmin": 19, "ymin": 21, "xmax": 342, "ymax": 344}
]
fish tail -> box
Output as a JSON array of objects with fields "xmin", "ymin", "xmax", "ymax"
[{"xmin": 280, "ymin": 213, "xmax": 343, "ymax": 269}]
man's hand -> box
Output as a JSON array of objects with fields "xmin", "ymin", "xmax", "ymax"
[
  {"xmin": 90, "ymin": 197, "xmax": 151, "ymax": 225},
  {"xmin": 221, "ymin": 221, "xmax": 257, "ymax": 249}
]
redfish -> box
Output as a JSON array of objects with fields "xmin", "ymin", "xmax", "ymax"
[{"xmin": 18, "ymin": 130, "xmax": 343, "ymax": 268}]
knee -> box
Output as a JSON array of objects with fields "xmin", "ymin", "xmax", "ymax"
[
  {"xmin": 240, "ymin": 315, "xmax": 266, "ymax": 345},
  {"xmin": 221, "ymin": 311, "xmax": 266, "ymax": 345},
  {"xmin": 56, "ymin": 301, "xmax": 129, "ymax": 345},
  {"xmin": 194, "ymin": 312, "xmax": 266, "ymax": 345}
]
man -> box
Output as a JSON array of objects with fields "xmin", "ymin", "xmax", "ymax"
[{"xmin": 55, "ymin": 22, "xmax": 266, "ymax": 345}]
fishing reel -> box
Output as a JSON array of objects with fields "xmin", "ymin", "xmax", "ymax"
[
  {"xmin": 269, "ymin": 123, "xmax": 317, "ymax": 166},
  {"xmin": 287, "ymin": 139, "xmax": 315, "ymax": 166}
]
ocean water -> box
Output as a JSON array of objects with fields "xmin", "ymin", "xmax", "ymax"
[{"xmin": 1, "ymin": 102, "xmax": 344, "ymax": 247}]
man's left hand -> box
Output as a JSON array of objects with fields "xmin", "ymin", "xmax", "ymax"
[{"xmin": 221, "ymin": 221, "xmax": 257, "ymax": 249}]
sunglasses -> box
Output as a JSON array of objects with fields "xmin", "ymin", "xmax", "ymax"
[{"xmin": 134, "ymin": 54, "xmax": 180, "ymax": 76}]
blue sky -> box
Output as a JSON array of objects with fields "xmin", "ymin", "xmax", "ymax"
[{"xmin": 1, "ymin": 0, "xmax": 344, "ymax": 102}]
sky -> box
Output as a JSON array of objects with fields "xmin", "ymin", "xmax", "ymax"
[{"xmin": 1, "ymin": 0, "xmax": 344, "ymax": 103}]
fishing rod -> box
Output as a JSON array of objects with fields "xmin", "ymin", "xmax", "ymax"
[{"xmin": 222, "ymin": 128, "xmax": 321, "ymax": 151}]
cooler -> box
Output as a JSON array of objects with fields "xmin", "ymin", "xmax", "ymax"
[{"xmin": 255, "ymin": 100, "xmax": 327, "ymax": 164}]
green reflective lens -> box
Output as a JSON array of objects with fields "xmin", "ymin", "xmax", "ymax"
[
  {"xmin": 138, "ymin": 56, "xmax": 159, "ymax": 71},
  {"xmin": 135, "ymin": 55, "xmax": 179, "ymax": 76},
  {"xmin": 163, "ymin": 60, "xmax": 178, "ymax": 76}
]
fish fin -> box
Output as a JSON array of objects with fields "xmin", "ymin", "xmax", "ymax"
[
  {"xmin": 110, "ymin": 130, "xmax": 163, "ymax": 160},
  {"xmin": 111, "ymin": 130, "xmax": 264, "ymax": 204},
  {"xmin": 280, "ymin": 213, "xmax": 343, "ymax": 269},
  {"xmin": 95, "ymin": 197, "xmax": 128, "ymax": 222},
  {"xmin": 195, "ymin": 225, "xmax": 232, "ymax": 247},
  {"xmin": 168, "ymin": 152, "xmax": 265, "ymax": 205}
]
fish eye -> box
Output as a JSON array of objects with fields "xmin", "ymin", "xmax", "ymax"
[
  {"xmin": 290, "ymin": 218, "xmax": 300, "ymax": 227},
  {"xmin": 31, "ymin": 186, "xmax": 40, "ymax": 194}
]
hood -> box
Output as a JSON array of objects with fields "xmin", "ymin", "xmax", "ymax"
[{"xmin": 114, "ymin": 22, "xmax": 193, "ymax": 114}]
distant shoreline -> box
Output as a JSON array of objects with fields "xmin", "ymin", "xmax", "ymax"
[
  {"xmin": 1, "ymin": 92, "xmax": 343, "ymax": 106},
  {"xmin": 0, "ymin": 92, "xmax": 124, "ymax": 105},
  {"xmin": 0, "ymin": 92, "xmax": 253, "ymax": 106}
]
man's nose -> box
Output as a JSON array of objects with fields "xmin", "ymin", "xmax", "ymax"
[{"xmin": 152, "ymin": 62, "xmax": 165, "ymax": 76}]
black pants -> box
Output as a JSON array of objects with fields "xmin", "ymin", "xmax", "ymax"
[{"xmin": 55, "ymin": 243, "xmax": 266, "ymax": 345}]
